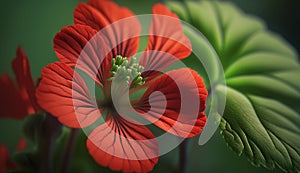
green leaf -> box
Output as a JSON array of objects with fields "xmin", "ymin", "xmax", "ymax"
[
  {"xmin": 225, "ymin": 52, "xmax": 299, "ymax": 78},
  {"xmin": 167, "ymin": 1, "xmax": 300, "ymax": 172},
  {"xmin": 218, "ymin": 86, "xmax": 300, "ymax": 172}
]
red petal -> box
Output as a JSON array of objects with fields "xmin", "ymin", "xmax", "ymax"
[
  {"xmin": 12, "ymin": 47, "xmax": 40, "ymax": 114},
  {"xmin": 137, "ymin": 69, "xmax": 207, "ymax": 138},
  {"xmin": 0, "ymin": 74, "xmax": 27, "ymax": 119},
  {"xmin": 75, "ymin": 0, "xmax": 135, "ymax": 31},
  {"xmin": 74, "ymin": 1, "xmax": 140, "ymax": 56},
  {"xmin": 36, "ymin": 62, "xmax": 100, "ymax": 128},
  {"xmin": 0, "ymin": 139, "xmax": 26, "ymax": 172},
  {"xmin": 54, "ymin": 24, "xmax": 112, "ymax": 86},
  {"xmin": 57, "ymin": 1, "xmax": 142, "ymax": 85},
  {"xmin": 86, "ymin": 113, "xmax": 158, "ymax": 172},
  {"xmin": 0, "ymin": 145, "xmax": 16, "ymax": 172},
  {"xmin": 15, "ymin": 138, "xmax": 26, "ymax": 151},
  {"xmin": 54, "ymin": 24, "xmax": 98, "ymax": 67},
  {"xmin": 140, "ymin": 4, "xmax": 192, "ymax": 79},
  {"xmin": 75, "ymin": 1, "xmax": 140, "ymax": 53},
  {"xmin": 53, "ymin": 24, "xmax": 104, "ymax": 84}
]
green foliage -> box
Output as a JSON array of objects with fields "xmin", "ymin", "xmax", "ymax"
[
  {"xmin": 13, "ymin": 114, "xmax": 110, "ymax": 173},
  {"xmin": 13, "ymin": 113, "xmax": 63, "ymax": 173},
  {"xmin": 167, "ymin": 1, "xmax": 300, "ymax": 172}
]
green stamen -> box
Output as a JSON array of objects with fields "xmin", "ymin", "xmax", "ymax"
[{"xmin": 110, "ymin": 55, "xmax": 146, "ymax": 87}]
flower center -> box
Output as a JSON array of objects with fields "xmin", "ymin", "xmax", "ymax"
[{"xmin": 110, "ymin": 55, "xmax": 145, "ymax": 87}]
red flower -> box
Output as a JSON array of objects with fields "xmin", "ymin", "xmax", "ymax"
[
  {"xmin": 0, "ymin": 139, "xmax": 26, "ymax": 173},
  {"xmin": 0, "ymin": 47, "xmax": 40, "ymax": 119},
  {"xmin": 36, "ymin": 0, "xmax": 207, "ymax": 172},
  {"xmin": 0, "ymin": 47, "xmax": 34, "ymax": 172}
]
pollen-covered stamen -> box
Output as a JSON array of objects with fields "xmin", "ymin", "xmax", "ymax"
[{"xmin": 110, "ymin": 55, "xmax": 145, "ymax": 87}]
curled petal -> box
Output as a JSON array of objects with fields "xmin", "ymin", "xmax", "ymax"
[
  {"xmin": 86, "ymin": 113, "xmax": 158, "ymax": 172},
  {"xmin": 36, "ymin": 62, "xmax": 100, "ymax": 128},
  {"xmin": 137, "ymin": 69, "xmax": 207, "ymax": 138}
]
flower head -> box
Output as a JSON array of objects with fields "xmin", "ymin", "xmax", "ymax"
[
  {"xmin": 0, "ymin": 47, "xmax": 40, "ymax": 119},
  {"xmin": 36, "ymin": 0, "xmax": 207, "ymax": 172}
]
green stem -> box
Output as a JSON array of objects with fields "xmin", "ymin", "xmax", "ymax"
[
  {"xmin": 179, "ymin": 139, "xmax": 188, "ymax": 173},
  {"xmin": 42, "ymin": 114, "xmax": 62, "ymax": 173},
  {"xmin": 44, "ymin": 136, "xmax": 55, "ymax": 173},
  {"xmin": 61, "ymin": 129, "xmax": 79, "ymax": 173}
]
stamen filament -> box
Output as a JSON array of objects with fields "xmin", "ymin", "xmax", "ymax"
[{"xmin": 110, "ymin": 55, "xmax": 146, "ymax": 87}]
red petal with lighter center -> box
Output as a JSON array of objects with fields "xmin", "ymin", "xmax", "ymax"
[
  {"xmin": 86, "ymin": 113, "xmax": 159, "ymax": 173},
  {"xmin": 137, "ymin": 69, "xmax": 207, "ymax": 138},
  {"xmin": 140, "ymin": 4, "xmax": 192, "ymax": 80},
  {"xmin": 36, "ymin": 62, "xmax": 100, "ymax": 128}
]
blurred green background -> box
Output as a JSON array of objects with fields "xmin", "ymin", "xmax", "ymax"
[{"xmin": 0, "ymin": 0, "xmax": 298, "ymax": 173}]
